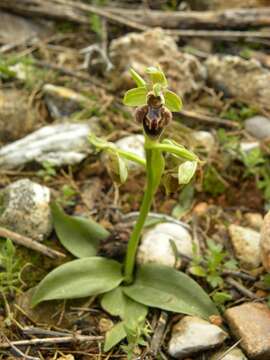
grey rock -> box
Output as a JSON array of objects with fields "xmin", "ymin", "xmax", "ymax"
[
  {"xmin": 0, "ymin": 89, "xmax": 39, "ymax": 143},
  {"xmin": 206, "ymin": 56, "xmax": 270, "ymax": 111},
  {"xmin": 0, "ymin": 123, "xmax": 95, "ymax": 169},
  {"xmin": 43, "ymin": 84, "xmax": 94, "ymax": 119},
  {"xmin": 0, "ymin": 11, "xmax": 51, "ymax": 45},
  {"xmin": 137, "ymin": 222, "xmax": 193, "ymax": 268},
  {"xmin": 109, "ymin": 28, "xmax": 206, "ymax": 97},
  {"xmin": 210, "ymin": 347, "xmax": 247, "ymax": 360},
  {"xmin": 191, "ymin": 130, "xmax": 215, "ymax": 152},
  {"xmin": 168, "ymin": 316, "xmax": 227, "ymax": 359},
  {"xmin": 0, "ymin": 179, "xmax": 52, "ymax": 241},
  {"xmin": 245, "ymin": 116, "xmax": 270, "ymax": 140},
  {"xmin": 228, "ymin": 224, "xmax": 261, "ymax": 269},
  {"xmin": 225, "ymin": 303, "xmax": 270, "ymax": 360}
]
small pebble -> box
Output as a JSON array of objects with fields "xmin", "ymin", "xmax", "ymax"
[
  {"xmin": 228, "ymin": 224, "xmax": 261, "ymax": 269},
  {"xmin": 168, "ymin": 316, "xmax": 227, "ymax": 359},
  {"xmin": 137, "ymin": 222, "xmax": 193, "ymax": 268},
  {"xmin": 260, "ymin": 211, "xmax": 270, "ymax": 271},
  {"xmin": 225, "ymin": 303, "xmax": 270, "ymax": 360},
  {"xmin": 245, "ymin": 116, "xmax": 270, "ymax": 140}
]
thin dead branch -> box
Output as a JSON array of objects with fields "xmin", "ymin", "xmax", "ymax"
[{"xmin": 0, "ymin": 226, "xmax": 65, "ymax": 259}]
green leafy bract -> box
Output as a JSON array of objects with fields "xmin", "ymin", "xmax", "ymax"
[
  {"xmin": 123, "ymin": 263, "xmax": 219, "ymax": 319},
  {"xmin": 51, "ymin": 202, "xmax": 109, "ymax": 258},
  {"xmin": 164, "ymin": 90, "xmax": 182, "ymax": 112},
  {"xmin": 123, "ymin": 87, "xmax": 148, "ymax": 107},
  {"xmin": 178, "ymin": 161, "xmax": 197, "ymax": 184},
  {"xmin": 101, "ymin": 287, "xmax": 148, "ymax": 351},
  {"xmin": 31, "ymin": 257, "xmax": 123, "ymax": 307}
]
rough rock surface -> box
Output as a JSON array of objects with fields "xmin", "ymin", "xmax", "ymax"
[
  {"xmin": 206, "ymin": 55, "xmax": 270, "ymax": 110},
  {"xmin": 225, "ymin": 303, "xmax": 270, "ymax": 360},
  {"xmin": 43, "ymin": 84, "xmax": 94, "ymax": 119},
  {"xmin": 0, "ymin": 89, "xmax": 39, "ymax": 143},
  {"xmin": 0, "ymin": 11, "xmax": 51, "ymax": 44},
  {"xmin": 244, "ymin": 212, "xmax": 263, "ymax": 231},
  {"xmin": 109, "ymin": 28, "xmax": 206, "ymax": 97},
  {"xmin": 0, "ymin": 179, "xmax": 52, "ymax": 241},
  {"xmin": 191, "ymin": 130, "xmax": 215, "ymax": 153},
  {"xmin": 245, "ymin": 116, "xmax": 270, "ymax": 140},
  {"xmin": 228, "ymin": 224, "xmax": 261, "ymax": 269},
  {"xmin": 168, "ymin": 316, "xmax": 227, "ymax": 359},
  {"xmin": 261, "ymin": 211, "xmax": 270, "ymax": 271},
  {"xmin": 137, "ymin": 222, "xmax": 193, "ymax": 268},
  {"xmin": 0, "ymin": 122, "xmax": 96, "ymax": 169},
  {"xmin": 210, "ymin": 347, "xmax": 247, "ymax": 360}
]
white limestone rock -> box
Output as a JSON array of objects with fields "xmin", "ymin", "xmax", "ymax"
[
  {"xmin": 137, "ymin": 222, "xmax": 193, "ymax": 268},
  {"xmin": 228, "ymin": 224, "xmax": 261, "ymax": 269},
  {"xmin": 168, "ymin": 316, "xmax": 227, "ymax": 359},
  {"xmin": 0, "ymin": 179, "xmax": 52, "ymax": 241}
]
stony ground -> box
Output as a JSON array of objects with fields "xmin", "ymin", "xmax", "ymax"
[{"xmin": 0, "ymin": 1, "xmax": 270, "ymax": 359}]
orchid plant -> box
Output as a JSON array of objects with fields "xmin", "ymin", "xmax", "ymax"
[{"xmin": 32, "ymin": 67, "xmax": 218, "ymax": 352}]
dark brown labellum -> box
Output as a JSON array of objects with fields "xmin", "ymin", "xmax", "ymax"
[{"xmin": 135, "ymin": 94, "xmax": 172, "ymax": 138}]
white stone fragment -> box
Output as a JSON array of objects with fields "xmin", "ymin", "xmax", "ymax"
[
  {"xmin": 168, "ymin": 316, "xmax": 227, "ymax": 359},
  {"xmin": 0, "ymin": 123, "xmax": 92, "ymax": 169},
  {"xmin": 210, "ymin": 347, "xmax": 247, "ymax": 360},
  {"xmin": 0, "ymin": 179, "xmax": 52, "ymax": 241},
  {"xmin": 245, "ymin": 116, "xmax": 270, "ymax": 140},
  {"xmin": 240, "ymin": 141, "xmax": 260, "ymax": 153},
  {"xmin": 115, "ymin": 134, "xmax": 145, "ymax": 170},
  {"xmin": 191, "ymin": 130, "xmax": 215, "ymax": 152},
  {"xmin": 228, "ymin": 224, "xmax": 261, "ymax": 269},
  {"xmin": 137, "ymin": 222, "xmax": 193, "ymax": 268}
]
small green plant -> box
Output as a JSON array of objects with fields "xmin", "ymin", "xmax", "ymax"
[
  {"xmin": 32, "ymin": 67, "xmax": 218, "ymax": 352},
  {"xmin": 190, "ymin": 239, "xmax": 238, "ymax": 289},
  {"xmin": 0, "ymin": 238, "xmax": 22, "ymax": 296},
  {"xmin": 37, "ymin": 161, "xmax": 57, "ymax": 182}
]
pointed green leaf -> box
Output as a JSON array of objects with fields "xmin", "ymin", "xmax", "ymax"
[
  {"xmin": 129, "ymin": 68, "xmax": 146, "ymax": 87},
  {"xmin": 164, "ymin": 90, "xmax": 182, "ymax": 112},
  {"xmin": 178, "ymin": 161, "xmax": 197, "ymax": 184},
  {"xmin": 146, "ymin": 66, "xmax": 167, "ymax": 87},
  {"xmin": 102, "ymin": 287, "xmax": 148, "ymax": 352},
  {"xmin": 32, "ymin": 257, "xmax": 123, "ymax": 307},
  {"xmin": 123, "ymin": 87, "xmax": 148, "ymax": 107},
  {"xmin": 51, "ymin": 202, "xmax": 109, "ymax": 258},
  {"xmin": 101, "ymin": 287, "xmax": 147, "ymax": 324},
  {"xmin": 123, "ymin": 264, "xmax": 219, "ymax": 319},
  {"xmin": 104, "ymin": 321, "xmax": 126, "ymax": 352}
]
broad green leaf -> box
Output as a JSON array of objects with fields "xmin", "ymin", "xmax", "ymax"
[
  {"xmin": 32, "ymin": 257, "xmax": 123, "ymax": 306},
  {"xmin": 129, "ymin": 68, "xmax": 146, "ymax": 87},
  {"xmin": 146, "ymin": 66, "xmax": 167, "ymax": 87},
  {"xmin": 101, "ymin": 287, "xmax": 148, "ymax": 324},
  {"xmin": 104, "ymin": 321, "xmax": 126, "ymax": 352},
  {"xmin": 51, "ymin": 203, "xmax": 109, "ymax": 258},
  {"xmin": 164, "ymin": 90, "xmax": 182, "ymax": 112},
  {"xmin": 123, "ymin": 87, "xmax": 148, "ymax": 107},
  {"xmin": 178, "ymin": 161, "xmax": 197, "ymax": 184},
  {"xmin": 123, "ymin": 263, "xmax": 219, "ymax": 319}
]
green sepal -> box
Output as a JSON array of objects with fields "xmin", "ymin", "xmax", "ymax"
[
  {"xmin": 123, "ymin": 87, "xmax": 148, "ymax": 107},
  {"xmin": 164, "ymin": 90, "xmax": 182, "ymax": 112},
  {"xmin": 146, "ymin": 66, "xmax": 167, "ymax": 87}
]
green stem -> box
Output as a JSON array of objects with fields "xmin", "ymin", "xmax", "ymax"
[
  {"xmin": 117, "ymin": 149, "xmax": 146, "ymax": 167},
  {"xmin": 124, "ymin": 138, "xmax": 164, "ymax": 284}
]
